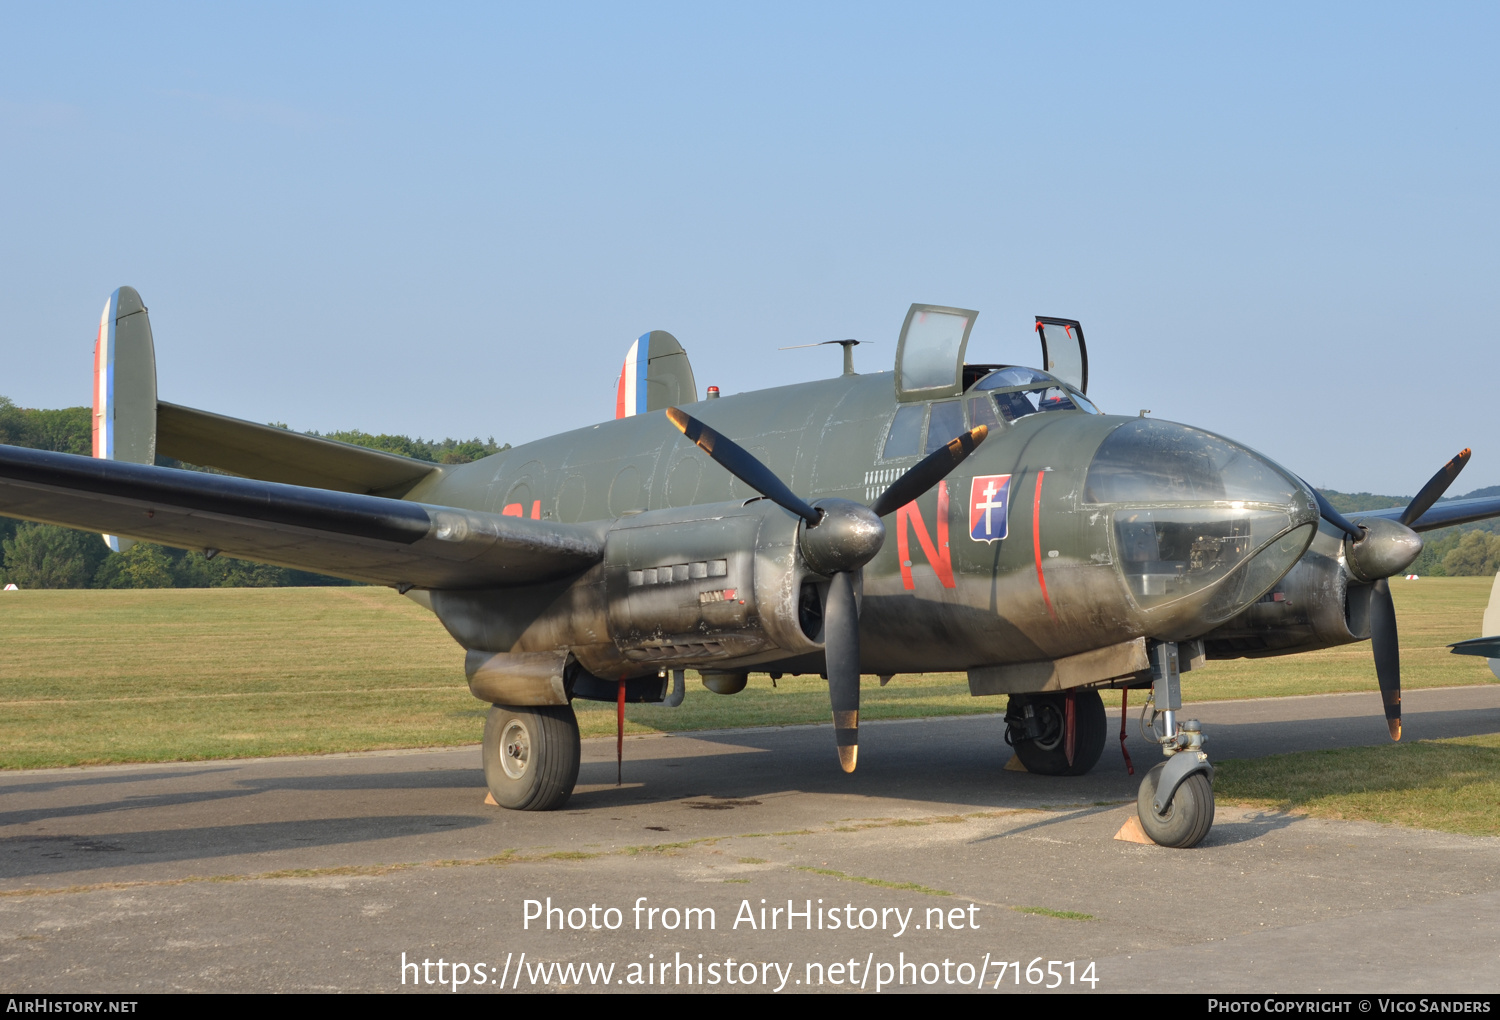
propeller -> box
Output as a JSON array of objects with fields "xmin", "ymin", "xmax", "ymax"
[
  {"xmin": 667, "ymin": 407, "xmax": 988, "ymax": 771},
  {"xmin": 1308, "ymin": 449, "xmax": 1471, "ymax": 741}
]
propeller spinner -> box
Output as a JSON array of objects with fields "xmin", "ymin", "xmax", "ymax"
[{"xmin": 667, "ymin": 406, "xmax": 987, "ymax": 771}]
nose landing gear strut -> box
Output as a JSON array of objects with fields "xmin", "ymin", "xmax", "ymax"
[{"xmin": 1135, "ymin": 640, "xmax": 1215, "ymax": 848}]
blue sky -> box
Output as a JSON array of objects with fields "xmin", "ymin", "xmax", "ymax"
[{"xmin": 2, "ymin": 3, "xmax": 1495, "ymax": 495}]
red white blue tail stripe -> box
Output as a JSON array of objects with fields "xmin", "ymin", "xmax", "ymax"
[
  {"xmin": 91, "ymin": 289, "xmax": 128, "ymax": 553},
  {"xmin": 614, "ymin": 334, "xmax": 651, "ymax": 419}
]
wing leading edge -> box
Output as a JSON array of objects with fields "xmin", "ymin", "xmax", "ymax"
[
  {"xmin": 0, "ymin": 444, "xmax": 603, "ymax": 589},
  {"xmin": 1348, "ymin": 495, "xmax": 1500, "ymax": 533}
]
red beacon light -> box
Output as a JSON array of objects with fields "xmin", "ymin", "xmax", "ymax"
[{"xmin": 707, "ymin": 386, "xmax": 720, "ymax": 399}]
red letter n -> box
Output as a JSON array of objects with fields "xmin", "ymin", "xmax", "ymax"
[{"xmin": 896, "ymin": 480, "xmax": 955, "ymax": 590}]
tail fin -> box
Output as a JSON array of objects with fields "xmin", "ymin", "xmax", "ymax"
[
  {"xmin": 1484, "ymin": 571, "xmax": 1500, "ymax": 680},
  {"xmin": 92, "ymin": 287, "xmax": 158, "ymax": 552},
  {"xmin": 614, "ymin": 330, "xmax": 697, "ymax": 418}
]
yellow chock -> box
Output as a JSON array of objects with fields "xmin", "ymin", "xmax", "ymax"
[
  {"xmin": 1004, "ymin": 755, "xmax": 1028, "ymax": 772},
  {"xmin": 484, "ymin": 791, "xmax": 498, "ymax": 806},
  {"xmin": 1114, "ymin": 814, "xmax": 1155, "ymax": 845}
]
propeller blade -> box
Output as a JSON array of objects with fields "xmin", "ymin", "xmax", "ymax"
[
  {"xmin": 1307, "ymin": 483, "xmax": 1363, "ymax": 541},
  {"xmin": 1369, "ymin": 577, "xmax": 1402, "ymax": 740},
  {"xmin": 666, "ymin": 407, "xmax": 820, "ymax": 525},
  {"xmin": 1401, "ymin": 448, "xmax": 1471, "ymax": 528},
  {"xmin": 824, "ymin": 570, "xmax": 861, "ymax": 772},
  {"xmin": 869, "ymin": 425, "xmax": 989, "ymax": 518}
]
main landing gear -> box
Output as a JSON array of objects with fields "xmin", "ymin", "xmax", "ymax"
[
  {"xmin": 1004, "ymin": 688, "xmax": 1107, "ymax": 776},
  {"xmin": 1134, "ymin": 641, "xmax": 1215, "ymax": 848},
  {"xmin": 482, "ymin": 704, "xmax": 581, "ymax": 811}
]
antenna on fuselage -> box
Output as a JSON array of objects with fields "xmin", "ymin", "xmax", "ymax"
[{"xmin": 778, "ymin": 339, "xmax": 867, "ymax": 376}]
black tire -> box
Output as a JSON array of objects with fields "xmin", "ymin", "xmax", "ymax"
[
  {"xmin": 482, "ymin": 704, "xmax": 581, "ymax": 811},
  {"xmin": 1006, "ymin": 689, "xmax": 1107, "ymax": 776},
  {"xmin": 1136, "ymin": 762, "xmax": 1215, "ymax": 848}
]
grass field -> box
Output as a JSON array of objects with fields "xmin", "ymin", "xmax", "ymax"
[
  {"xmin": 0, "ymin": 578, "xmax": 1494, "ymax": 771},
  {"xmin": 1216, "ymin": 733, "xmax": 1500, "ymax": 837}
]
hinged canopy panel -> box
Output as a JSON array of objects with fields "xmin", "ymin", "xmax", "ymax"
[
  {"xmin": 894, "ymin": 304, "xmax": 978, "ymax": 401},
  {"xmin": 1035, "ymin": 316, "xmax": 1088, "ymax": 393}
]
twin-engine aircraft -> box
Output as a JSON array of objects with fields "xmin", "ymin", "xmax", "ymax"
[{"xmin": 4, "ymin": 291, "xmax": 1498, "ymax": 847}]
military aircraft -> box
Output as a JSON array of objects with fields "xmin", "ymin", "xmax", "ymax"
[{"xmin": 4, "ymin": 289, "xmax": 1499, "ymax": 848}]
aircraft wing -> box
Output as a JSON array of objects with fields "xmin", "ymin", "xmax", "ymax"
[
  {"xmin": 0, "ymin": 444, "xmax": 604, "ymax": 589},
  {"xmin": 1348, "ymin": 495, "xmax": 1500, "ymax": 533},
  {"xmin": 156, "ymin": 402, "xmax": 441, "ymax": 497}
]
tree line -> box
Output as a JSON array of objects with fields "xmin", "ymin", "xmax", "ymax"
[
  {"xmin": 2, "ymin": 396, "xmax": 1496, "ymax": 586},
  {"xmin": 0, "ymin": 397, "xmax": 508, "ymax": 589},
  {"xmin": 1316, "ymin": 489, "xmax": 1500, "ymax": 576}
]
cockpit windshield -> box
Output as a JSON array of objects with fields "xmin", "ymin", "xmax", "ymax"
[
  {"xmin": 973, "ymin": 367, "xmax": 1053, "ymax": 390},
  {"xmin": 968, "ymin": 368, "xmax": 1100, "ymax": 423}
]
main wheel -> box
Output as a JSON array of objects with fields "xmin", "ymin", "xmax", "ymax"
[
  {"xmin": 1136, "ymin": 762, "xmax": 1215, "ymax": 848},
  {"xmin": 1005, "ymin": 689, "xmax": 1107, "ymax": 776},
  {"xmin": 482, "ymin": 704, "xmax": 581, "ymax": 811}
]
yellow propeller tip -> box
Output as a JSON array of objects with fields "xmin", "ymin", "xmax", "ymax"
[
  {"xmin": 1389, "ymin": 719, "xmax": 1402, "ymax": 741},
  {"xmin": 837, "ymin": 745, "xmax": 858, "ymax": 772}
]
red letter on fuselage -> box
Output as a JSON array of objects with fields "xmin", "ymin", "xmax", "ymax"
[{"xmin": 896, "ymin": 481, "xmax": 955, "ymax": 590}]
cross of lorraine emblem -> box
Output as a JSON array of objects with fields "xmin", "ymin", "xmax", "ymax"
[{"xmin": 969, "ymin": 474, "xmax": 1012, "ymax": 543}]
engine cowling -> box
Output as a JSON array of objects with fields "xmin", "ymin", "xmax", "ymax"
[
  {"xmin": 1198, "ymin": 522, "xmax": 1375, "ymax": 658},
  {"xmin": 601, "ymin": 498, "xmax": 826, "ymax": 670}
]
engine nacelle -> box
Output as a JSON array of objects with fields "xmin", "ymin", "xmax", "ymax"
[
  {"xmin": 601, "ymin": 499, "xmax": 825, "ymax": 669},
  {"xmin": 1199, "ymin": 522, "xmax": 1374, "ymax": 658}
]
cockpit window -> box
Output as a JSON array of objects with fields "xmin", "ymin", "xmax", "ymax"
[
  {"xmin": 967, "ymin": 394, "xmax": 1000, "ymax": 432},
  {"xmin": 925, "ymin": 400, "xmax": 965, "ymax": 454},
  {"xmin": 973, "ymin": 367, "xmax": 1053, "ymax": 390},
  {"xmin": 882, "ymin": 404, "xmax": 924, "ymax": 459},
  {"xmin": 987, "ymin": 385, "xmax": 1098, "ymax": 423}
]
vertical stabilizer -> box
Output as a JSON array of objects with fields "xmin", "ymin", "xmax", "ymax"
[
  {"xmin": 1484, "ymin": 572, "xmax": 1500, "ymax": 680},
  {"xmin": 614, "ymin": 330, "xmax": 697, "ymax": 418},
  {"xmin": 92, "ymin": 286, "xmax": 158, "ymax": 552}
]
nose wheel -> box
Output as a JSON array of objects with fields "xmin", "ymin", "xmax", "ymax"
[
  {"xmin": 1136, "ymin": 760, "xmax": 1215, "ymax": 848},
  {"xmin": 1133, "ymin": 640, "xmax": 1216, "ymax": 847}
]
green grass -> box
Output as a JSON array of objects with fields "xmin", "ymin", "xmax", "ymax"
[
  {"xmin": 0, "ymin": 578, "xmax": 1494, "ymax": 769},
  {"xmin": 795, "ymin": 867, "xmax": 951, "ymax": 896},
  {"xmin": 1182, "ymin": 576, "xmax": 1498, "ymax": 701},
  {"xmin": 1012, "ymin": 906, "xmax": 1094, "ymax": 921},
  {"xmin": 1216, "ymin": 733, "xmax": 1500, "ymax": 837}
]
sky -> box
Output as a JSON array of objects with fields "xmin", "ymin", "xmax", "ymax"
[{"xmin": 2, "ymin": 3, "xmax": 1496, "ymax": 496}]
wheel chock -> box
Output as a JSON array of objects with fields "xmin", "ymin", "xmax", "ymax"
[
  {"xmin": 1004, "ymin": 754, "xmax": 1028, "ymax": 772},
  {"xmin": 1114, "ymin": 814, "xmax": 1155, "ymax": 845},
  {"xmin": 484, "ymin": 791, "xmax": 498, "ymax": 806}
]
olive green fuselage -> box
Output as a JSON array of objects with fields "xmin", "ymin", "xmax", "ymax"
[{"xmin": 405, "ymin": 369, "xmax": 1316, "ymax": 679}]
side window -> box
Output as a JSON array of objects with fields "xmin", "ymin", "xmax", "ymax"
[
  {"xmin": 925, "ymin": 400, "xmax": 964, "ymax": 455},
  {"xmin": 994, "ymin": 389, "xmax": 1039, "ymax": 423},
  {"xmin": 967, "ymin": 395, "xmax": 1000, "ymax": 432},
  {"xmin": 882, "ymin": 404, "xmax": 924, "ymax": 459}
]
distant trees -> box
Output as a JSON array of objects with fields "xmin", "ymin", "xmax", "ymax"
[
  {"xmin": 0, "ymin": 397, "xmax": 91, "ymax": 455},
  {"xmin": 2, "ymin": 523, "xmax": 107, "ymax": 588},
  {"xmin": 1320, "ymin": 488, "xmax": 1499, "ymax": 577},
  {"xmin": 0, "ymin": 397, "xmax": 510, "ymax": 589},
  {"xmin": 309, "ymin": 430, "xmax": 507, "ymax": 465},
  {"xmin": 1441, "ymin": 531, "xmax": 1500, "ymax": 577}
]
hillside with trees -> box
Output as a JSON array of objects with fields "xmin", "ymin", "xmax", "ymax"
[
  {"xmin": 1, "ymin": 396, "xmax": 1495, "ymax": 586},
  {"xmin": 0, "ymin": 397, "xmax": 508, "ymax": 588}
]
